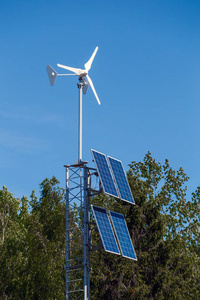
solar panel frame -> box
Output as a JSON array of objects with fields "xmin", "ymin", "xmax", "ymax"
[
  {"xmin": 91, "ymin": 205, "xmax": 120, "ymax": 255},
  {"xmin": 91, "ymin": 149, "xmax": 119, "ymax": 198},
  {"xmin": 107, "ymin": 156, "xmax": 135, "ymax": 204},
  {"xmin": 109, "ymin": 210, "xmax": 137, "ymax": 260}
]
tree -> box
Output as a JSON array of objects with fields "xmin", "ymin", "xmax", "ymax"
[
  {"xmin": 0, "ymin": 187, "xmax": 28, "ymax": 299},
  {"xmin": 0, "ymin": 153, "xmax": 199, "ymax": 299},
  {"xmin": 0, "ymin": 178, "xmax": 66, "ymax": 299},
  {"xmin": 0, "ymin": 186, "xmax": 20, "ymax": 245},
  {"xmin": 90, "ymin": 152, "xmax": 200, "ymax": 299},
  {"xmin": 25, "ymin": 177, "xmax": 66, "ymax": 299}
]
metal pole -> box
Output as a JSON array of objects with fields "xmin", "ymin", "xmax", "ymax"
[
  {"xmin": 78, "ymin": 80, "xmax": 83, "ymax": 163},
  {"xmin": 65, "ymin": 167, "xmax": 69, "ymax": 300},
  {"xmin": 87, "ymin": 171, "xmax": 91, "ymax": 298},
  {"xmin": 84, "ymin": 166, "xmax": 90, "ymax": 300}
]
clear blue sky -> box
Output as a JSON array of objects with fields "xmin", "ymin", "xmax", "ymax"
[{"xmin": 0, "ymin": 0, "xmax": 200, "ymax": 200}]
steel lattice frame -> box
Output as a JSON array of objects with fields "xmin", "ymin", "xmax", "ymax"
[{"xmin": 65, "ymin": 162, "xmax": 100, "ymax": 300}]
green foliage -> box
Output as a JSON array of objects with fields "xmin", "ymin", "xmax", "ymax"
[
  {"xmin": 0, "ymin": 178, "xmax": 66, "ymax": 299},
  {"xmin": 90, "ymin": 152, "xmax": 200, "ymax": 299},
  {"xmin": 0, "ymin": 153, "xmax": 199, "ymax": 299}
]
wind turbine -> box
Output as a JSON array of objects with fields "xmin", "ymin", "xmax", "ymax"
[
  {"xmin": 57, "ymin": 46, "xmax": 100, "ymax": 105},
  {"xmin": 46, "ymin": 47, "xmax": 101, "ymax": 163}
]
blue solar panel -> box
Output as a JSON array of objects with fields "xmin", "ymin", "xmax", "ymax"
[
  {"xmin": 109, "ymin": 211, "xmax": 137, "ymax": 260},
  {"xmin": 91, "ymin": 205, "xmax": 120, "ymax": 255},
  {"xmin": 107, "ymin": 156, "xmax": 135, "ymax": 204},
  {"xmin": 91, "ymin": 150, "xmax": 118, "ymax": 198}
]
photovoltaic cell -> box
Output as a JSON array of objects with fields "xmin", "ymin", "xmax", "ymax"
[
  {"xmin": 91, "ymin": 150, "xmax": 118, "ymax": 198},
  {"xmin": 91, "ymin": 205, "xmax": 120, "ymax": 255},
  {"xmin": 107, "ymin": 156, "xmax": 135, "ymax": 204},
  {"xmin": 109, "ymin": 211, "xmax": 137, "ymax": 260}
]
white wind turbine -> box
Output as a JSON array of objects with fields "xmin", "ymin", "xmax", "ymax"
[
  {"xmin": 57, "ymin": 46, "xmax": 100, "ymax": 105},
  {"xmin": 46, "ymin": 47, "xmax": 101, "ymax": 163}
]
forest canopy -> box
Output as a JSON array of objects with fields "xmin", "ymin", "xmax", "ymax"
[{"xmin": 0, "ymin": 152, "xmax": 199, "ymax": 299}]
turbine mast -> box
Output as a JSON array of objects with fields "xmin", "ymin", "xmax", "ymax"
[{"xmin": 78, "ymin": 78, "xmax": 83, "ymax": 163}]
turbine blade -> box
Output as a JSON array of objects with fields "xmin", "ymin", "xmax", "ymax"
[
  {"xmin": 87, "ymin": 75, "xmax": 101, "ymax": 105},
  {"xmin": 84, "ymin": 47, "xmax": 98, "ymax": 72},
  {"xmin": 57, "ymin": 64, "xmax": 83, "ymax": 76}
]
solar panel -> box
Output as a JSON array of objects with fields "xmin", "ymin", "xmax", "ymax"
[
  {"xmin": 107, "ymin": 156, "xmax": 135, "ymax": 204},
  {"xmin": 91, "ymin": 205, "xmax": 120, "ymax": 255},
  {"xmin": 109, "ymin": 211, "xmax": 137, "ymax": 260},
  {"xmin": 91, "ymin": 150, "xmax": 118, "ymax": 198}
]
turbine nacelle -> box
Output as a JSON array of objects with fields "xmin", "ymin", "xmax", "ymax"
[{"xmin": 79, "ymin": 71, "xmax": 88, "ymax": 78}]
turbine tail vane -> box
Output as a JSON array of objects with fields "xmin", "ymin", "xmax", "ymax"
[{"xmin": 46, "ymin": 65, "xmax": 57, "ymax": 86}]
